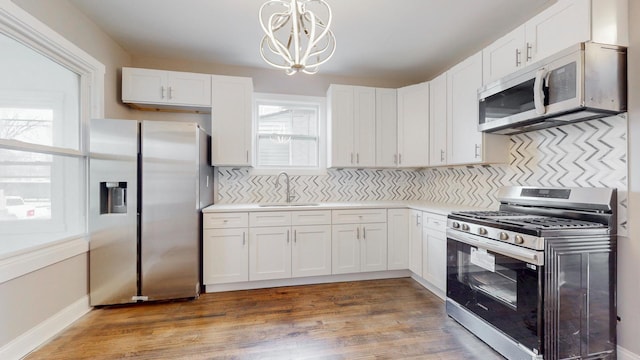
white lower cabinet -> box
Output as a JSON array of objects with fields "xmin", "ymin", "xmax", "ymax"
[
  {"xmin": 292, "ymin": 225, "xmax": 332, "ymax": 278},
  {"xmin": 408, "ymin": 210, "xmax": 423, "ymax": 275},
  {"xmin": 387, "ymin": 209, "xmax": 409, "ymax": 270},
  {"xmin": 421, "ymin": 213, "xmax": 447, "ymax": 294},
  {"xmin": 249, "ymin": 210, "xmax": 332, "ymax": 281},
  {"xmin": 331, "ymin": 209, "xmax": 388, "ymax": 274},
  {"xmin": 203, "ymin": 213, "xmax": 249, "ymax": 285},
  {"xmin": 249, "ymin": 226, "xmax": 292, "ymax": 281}
]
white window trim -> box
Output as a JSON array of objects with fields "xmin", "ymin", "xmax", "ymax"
[
  {"xmin": 0, "ymin": 0, "xmax": 104, "ymax": 281},
  {"xmin": 251, "ymin": 92, "xmax": 327, "ymax": 176}
]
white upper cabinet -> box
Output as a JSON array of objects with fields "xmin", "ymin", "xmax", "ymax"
[
  {"xmin": 210, "ymin": 75, "xmax": 253, "ymax": 167},
  {"xmin": 482, "ymin": 0, "xmax": 628, "ymax": 86},
  {"xmin": 525, "ymin": 0, "xmax": 590, "ymax": 65},
  {"xmin": 375, "ymin": 88, "xmax": 398, "ymax": 168},
  {"xmin": 397, "ymin": 82, "xmax": 429, "ymax": 168},
  {"xmin": 483, "ymin": 26, "xmax": 527, "ymax": 85},
  {"xmin": 327, "ymin": 85, "xmax": 376, "ymax": 168},
  {"xmin": 122, "ymin": 67, "xmax": 211, "ymax": 109},
  {"xmin": 447, "ymin": 52, "xmax": 508, "ymax": 166},
  {"xmin": 428, "ymin": 73, "xmax": 447, "ymax": 167}
]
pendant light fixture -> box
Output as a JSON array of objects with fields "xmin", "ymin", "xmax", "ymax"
[{"xmin": 259, "ymin": 0, "xmax": 336, "ymax": 75}]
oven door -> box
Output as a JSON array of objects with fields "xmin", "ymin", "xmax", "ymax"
[{"xmin": 446, "ymin": 229, "xmax": 544, "ymax": 354}]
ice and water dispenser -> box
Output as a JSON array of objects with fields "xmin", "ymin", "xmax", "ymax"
[{"xmin": 100, "ymin": 182, "xmax": 127, "ymax": 214}]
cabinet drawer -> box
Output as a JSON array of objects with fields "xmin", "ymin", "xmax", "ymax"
[
  {"xmin": 250, "ymin": 211, "xmax": 292, "ymax": 227},
  {"xmin": 204, "ymin": 212, "xmax": 248, "ymax": 229},
  {"xmin": 424, "ymin": 213, "xmax": 447, "ymax": 231},
  {"xmin": 332, "ymin": 209, "xmax": 387, "ymax": 224},
  {"xmin": 291, "ymin": 210, "xmax": 331, "ymax": 226}
]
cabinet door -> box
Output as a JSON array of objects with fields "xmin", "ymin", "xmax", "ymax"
[
  {"xmin": 211, "ymin": 75, "xmax": 253, "ymax": 166},
  {"xmin": 408, "ymin": 210, "xmax": 422, "ymax": 275},
  {"xmin": 429, "ymin": 73, "xmax": 447, "ymax": 166},
  {"xmin": 387, "ymin": 209, "xmax": 409, "ymax": 270},
  {"xmin": 353, "ymin": 86, "xmax": 376, "ymax": 167},
  {"xmin": 203, "ymin": 228, "xmax": 248, "ymax": 284},
  {"xmin": 122, "ymin": 67, "xmax": 166, "ymax": 104},
  {"xmin": 482, "ymin": 25, "xmax": 526, "ymax": 85},
  {"xmin": 332, "ymin": 224, "xmax": 359, "ymax": 274},
  {"xmin": 447, "ymin": 52, "xmax": 483, "ymax": 165},
  {"xmin": 292, "ymin": 225, "xmax": 332, "ymax": 277},
  {"xmin": 397, "ymin": 82, "xmax": 429, "ymax": 167},
  {"xmin": 249, "ymin": 226, "xmax": 291, "ymax": 281},
  {"xmin": 167, "ymin": 71, "xmax": 211, "ymax": 107},
  {"xmin": 375, "ymin": 88, "xmax": 398, "ymax": 167},
  {"xmin": 327, "ymin": 84, "xmax": 355, "ymax": 167},
  {"xmin": 525, "ymin": 0, "xmax": 590, "ymax": 64},
  {"xmin": 422, "ymin": 228, "xmax": 446, "ymax": 293},
  {"xmin": 361, "ymin": 223, "xmax": 388, "ymax": 272}
]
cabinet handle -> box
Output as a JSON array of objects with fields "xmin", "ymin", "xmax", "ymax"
[
  {"xmin": 356, "ymin": 153, "xmax": 360, "ymax": 164},
  {"xmin": 357, "ymin": 226, "xmax": 360, "ymax": 240},
  {"xmin": 246, "ymin": 150, "xmax": 249, "ymax": 163},
  {"xmin": 363, "ymin": 226, "xmax": 366, "ymax": 240},
  {"xmin": 161, "ymin": 86, "xmax": 165, "ymax": 99},
  {"xmin": 350, "ymin": 152, "xmax": 354, "ymax": 164},
  {"xmin": 393, "ymin": 154, "xmax": 397, "ymax": 165},
  {"xmin": 287, "ymin": 229, "xmax": 290, "ymax": 244},
  {"xmin": 515, "ymin": 49, "xmax": 521, "ymax": 67},
  {"xmin": 526, "ymin": 42, "xmax": 533, "ymax": 61},
  {"xmin": 399, "ymin": 153, "xmax": 402, "ymax": 165},
  {"xmin": 440, "ymin": 149, "xmax": 445, "ymax": 162},
  {"xmin": 416, "ymin": 214, "xmax": 420, "ymax": 226},
  {"xmin": 474, "ymin": 144, "xmax": 480, "ymax": 159},
  {"xmin": 294, "ymin": 230, "xmax": 297, "ymax": 243},
  {"xmin": 168, "ymin": 86, "xmax": 173, "ymax": 99},
  {"xmin": 242, "ymin": 232, "xmax": 246, "ymax": 246}
]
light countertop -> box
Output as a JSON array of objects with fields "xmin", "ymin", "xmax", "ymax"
[{"xmin": 203, "ymin": 201, "xmax": 489, "ymax": 216}]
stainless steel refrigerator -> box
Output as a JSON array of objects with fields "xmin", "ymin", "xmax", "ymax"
[{"xmin": 89, "ymin": 119, "xmax": 214, "ymax": 306}]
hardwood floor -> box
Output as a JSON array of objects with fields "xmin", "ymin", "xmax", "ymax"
[{"xmin": 25, "ymin": 278, "xmax": 503, "ymax": 359}]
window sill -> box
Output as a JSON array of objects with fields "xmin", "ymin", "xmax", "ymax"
[{"xmin": 0, "ymin": 235, "xmax": 88, "ymax": 284}]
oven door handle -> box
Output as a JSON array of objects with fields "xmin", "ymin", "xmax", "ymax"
[{"xmin": 447, "ymin": 229, "xmax": 544, "ymax": 266}]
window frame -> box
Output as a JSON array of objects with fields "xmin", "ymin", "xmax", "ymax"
[
  {"xmin": 251, "ymin": 92, "xmax": 327, "ymax": 176},
  {"xmin": 0, "ymin": 0, "xmax": 104, "ymax": 278}
]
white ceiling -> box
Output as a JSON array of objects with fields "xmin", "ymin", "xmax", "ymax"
[{"xmin": 68, "ymin": 0, "xmax": 554, "ymax": 82}]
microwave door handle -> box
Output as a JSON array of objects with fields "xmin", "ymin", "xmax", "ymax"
[{"xmin": 533, "ymin": 68, "xmax": 548, "ymax": 115}]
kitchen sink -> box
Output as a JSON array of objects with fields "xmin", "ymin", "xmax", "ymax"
[{"xmin": 258, "ymin": 203, "xmax": 320, "ymax": 207}]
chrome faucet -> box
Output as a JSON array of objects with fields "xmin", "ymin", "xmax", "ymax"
[{"xmin": 275, "ymin": 171, "xmax": 294, "ymax": 203}]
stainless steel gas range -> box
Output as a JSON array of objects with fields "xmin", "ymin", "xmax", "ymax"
[{"xmin": 445, "ymin": 186, "xmax": 617, "ymax": 360}]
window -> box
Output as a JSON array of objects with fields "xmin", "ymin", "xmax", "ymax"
[
  {"xmin": 0, "ymin": 23, "xmax": 100, "ymax": 258},
  {"xmin": 254, "ymin": 94, "xmax": 325, "ymax": 172}
]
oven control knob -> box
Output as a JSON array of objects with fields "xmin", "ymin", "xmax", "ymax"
[
  {"xmin": 452, "ymin": 221, "xmax": 460, "ymax": 229},
  {"xmin": 515, "ymin": 235, "xmax": 525, "ymax": 244},
  {"xmin": 478, "ymin": 227, "xmax": 488, "ymax": 235},
  {"xmin": 499, "ymin": 232, "xmax": 509, "ymax": 241},
  {"xmin": 461, "ymin": 224, "xmax": 470, "ymax": 231}
]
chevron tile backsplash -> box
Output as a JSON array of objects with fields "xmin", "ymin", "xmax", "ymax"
[{"xmin": 215, "ymin": 115, "xmax": 628, "ymax": 234}]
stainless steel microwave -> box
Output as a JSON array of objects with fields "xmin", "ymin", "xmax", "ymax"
[{"xmin": 478, "ymin": 42, "xmax": 627, "ymax": 135}]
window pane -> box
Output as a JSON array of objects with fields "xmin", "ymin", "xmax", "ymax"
[
  {"xmin": 256, "ymin": 99, "xmax": 320, "ymax": 168},
  {"xmin": 0, "ymin": 149, "xmax": 84, "ymax": 255},
  {"xmin": 0, "ymin": 33, "xmax": 80, "ymax": 150},
  {"xmin": 292, "ymin": 138, "xmax": 318, "ymax": 166}
]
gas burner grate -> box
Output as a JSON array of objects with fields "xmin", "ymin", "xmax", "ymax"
[
  {"xmin": 452, "ymin": 210, "xmax": 523, "ymax": 218},
  {"xmin": 497, "ymin": 217, "xmax": 605, "ymax": 229}
]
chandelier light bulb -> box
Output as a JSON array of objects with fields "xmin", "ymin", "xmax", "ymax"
[{"xmin": 259, "ymin": 0, "xmax": 336, "ymax": 75}]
